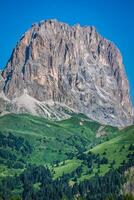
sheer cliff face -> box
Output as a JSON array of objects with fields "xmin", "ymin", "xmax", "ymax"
[{"xmin": 1, "ymin": 20, "xmax": 133, "ymax": 126}]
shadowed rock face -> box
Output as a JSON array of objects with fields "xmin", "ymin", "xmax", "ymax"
[{"xmin": 0, "ymin": 19, "xmax": 133, "ymax": 126}]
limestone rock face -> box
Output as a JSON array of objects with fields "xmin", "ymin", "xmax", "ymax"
[{"xmin": 0, "ymin": 19, "xmax": 133, "ymax": 126}]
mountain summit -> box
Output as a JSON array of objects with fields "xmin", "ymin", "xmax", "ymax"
[{"xmin": 0, "ymin": 19, "xmax": 133, "ymax": 126}]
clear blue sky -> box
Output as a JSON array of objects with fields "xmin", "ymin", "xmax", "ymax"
[{"xmin": 0, "ymin": 0, "xmax": 134, "ymax": 104}]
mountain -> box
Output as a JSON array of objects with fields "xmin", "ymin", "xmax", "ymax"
[{"xmin": 0, "ymin": 19, "xmax": 133, "ymax": 127}]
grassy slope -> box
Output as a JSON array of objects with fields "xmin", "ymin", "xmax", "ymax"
[
  {"xmin": 0, "ymin": 113, "xmax": 115, "ymax": 163},
  {"xmin": 53, "ymin": 125, "xmax": 134, "ymax": 181},
  {"xmin": 0, "ymin": 113, "xmax": 103, "ymax": 177},
  {"xmin": 0, "ymin": 113, "xmax": 133, "ymax": 182}
]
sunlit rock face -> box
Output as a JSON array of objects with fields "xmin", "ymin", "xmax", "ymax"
[{"xmin": 1, "ymin": 19, "xmax": 133, "ymax": 126}]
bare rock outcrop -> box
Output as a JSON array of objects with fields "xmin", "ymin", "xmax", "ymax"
[{"xmin": 0, "ymin": 19, "xmax": 133, "ymax": 126}]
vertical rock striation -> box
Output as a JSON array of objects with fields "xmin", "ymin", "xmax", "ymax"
[{"xmin": 0, "ymin": 19, "xmax": 133, "ymax": 126}]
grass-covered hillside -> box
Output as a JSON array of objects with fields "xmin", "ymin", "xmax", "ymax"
[
  {"xmin": 0, "ymin": 113, "xmax": 118, "ymax": 175},
  {"xmin": 0, "ymin": 113, "xmax": 134, "ymax": 200},
  {"xmin": 53, "ymin": 125, "xmax": 134, "ymax": 181}
]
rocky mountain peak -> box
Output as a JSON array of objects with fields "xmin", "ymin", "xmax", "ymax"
[{"xmin": 0, "ymin": 19, "xmax": 133, "ymax": 126}]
